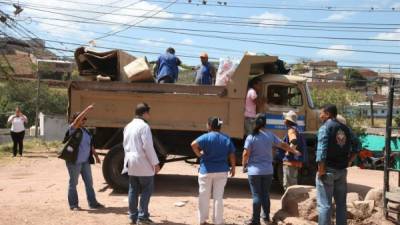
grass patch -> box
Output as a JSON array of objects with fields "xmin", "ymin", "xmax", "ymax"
[{"xmin": 0, "ymin": 139, "xmax": 63, "ymax": 158}]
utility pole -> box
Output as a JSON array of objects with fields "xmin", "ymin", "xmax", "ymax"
[{"xmin": 34, "ymin": 62, "xmax": 40, "ymax": 137}]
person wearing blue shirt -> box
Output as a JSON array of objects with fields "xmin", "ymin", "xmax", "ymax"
[
  {"xmin": 191, "ymin": 117, "xmax": 236, "ymax": 225},
  {"xmin": 65, "ymin": 104, "xmax": 104, "ymax": 211},
  {"xmin": 316, "ymin": 105, "xmax": 360, "ymax": 225},
  {"xmin": 155, "ymin": 47, "xmax": 181, "ymax": 83},
  {"xmin": 195, "ymin": 52, "xmax": 216, "ymax": 85},
  {"xmin": 242, "ymin": 114, "xmax": 300, "ymax": 225}
]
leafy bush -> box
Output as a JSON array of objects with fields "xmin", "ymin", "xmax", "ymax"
[{"xmin": 0, "ymin": 80, "xmax": 67, "ymax": 128}]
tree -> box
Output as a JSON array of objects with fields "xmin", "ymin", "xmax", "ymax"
[
  {"xmin": 344, "ymin": 68, "xmax": 367, "ymax": 88},
  {"xmin": 0, "ymin": 80, "xmax": 67, "ymax": 128}
]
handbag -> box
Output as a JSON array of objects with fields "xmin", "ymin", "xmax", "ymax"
[{"xmin": 58, "ymin": 128, "xmax": 82, "ymax": 162}]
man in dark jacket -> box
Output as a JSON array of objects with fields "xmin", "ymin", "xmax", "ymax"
[{"xmin": 316, "ymin": 104, "xmax": 360, "ymax": 225}]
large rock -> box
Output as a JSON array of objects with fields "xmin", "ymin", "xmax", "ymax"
[
  {"xmin": 279, "ymin": 217, "xmax": 318, "ymax": 225},
  {"xmin": 364, "ymin": 188, "xmax": 383, "ymax": 208},
  {"xmin": 298, "ymin": 189, "xmax": 318, "ymax": 222},
  {"xmin": 346, "ymin": 192, "xmax": 361, "ymax": 207},
  {"xmin": 347, "ymin": 200, "xmax": 375, "ymax": 219},
  {"xmin": 281, "ymin": 185, "xmax": 315, "ymax": 216}
]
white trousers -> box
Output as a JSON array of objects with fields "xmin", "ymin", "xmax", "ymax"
[{"xmin": 198, "ymin": 172, "xmax": 228, "ymax": 225}]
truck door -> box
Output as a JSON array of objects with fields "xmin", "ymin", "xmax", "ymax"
[{"xmin": 261, "ymin": 84, "xmax": 306, "ymax": 138}]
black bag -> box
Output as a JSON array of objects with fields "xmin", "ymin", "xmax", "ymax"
[{"xmin": 58, "ymin": 128, "xmax": 82, "ymax": 163}]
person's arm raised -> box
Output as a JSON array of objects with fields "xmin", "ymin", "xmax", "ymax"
[{"xmin": 71, "ymin": 103, "xmax": 95, "ymax": 129}]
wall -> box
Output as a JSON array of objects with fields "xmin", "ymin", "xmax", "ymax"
[{"xmin": 39, "ymin": 113, "xmax": 68, "ymax": 142}]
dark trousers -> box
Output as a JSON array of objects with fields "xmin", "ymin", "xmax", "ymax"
[
  {"xmin": 10, "ymin": 131, "xmax": 25, "ymax": 156},
  {"xmin": 158, "ymin": 76, "xmax": 174, "ymax": 83},
  {"xmin": 248, "ymin": 174, "xmax": 273, "ymax": 223}
]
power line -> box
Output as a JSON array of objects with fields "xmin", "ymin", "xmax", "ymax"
[
  {"xmin": 16, "ymin": 4, "xmax": 400, "ymax": 34},
  {"xmin": 8, "ymin": 2, "xmax": 400, "ymax": 31},
  {"xmin": 24, "ymin": 15, "xmax": 400, "ymax": 55},
  {"xmin": 22, "ymin": 0, "xmax": 400, "ymax": 13},
  {"xmin": 24, "ymin": 15, "xmax": 400, "ymax": 42},
  {"xmin": 10, "ymin": 0, "xmax": 400, "ymax": 26},
  {"xmin": 93, "ymin": 0, "xmax": 177, "ymax": 40}
]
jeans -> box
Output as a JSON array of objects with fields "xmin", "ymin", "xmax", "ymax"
[
  {"xmin": 283, "ymin": 165, "xmax": 299, "ymax": 190},
  {"xmin": 10, "ymin": 131, "xmax": 25, "ymax": 156},
  {"xmin": 128, "ymin": 176, "xmax": 154, "ymax": 222},
  {"xmin": 198, "ymin": 172, "xmax": 228, "ymax": 225},
  {"xmin": 66, "ymin": 161, "xmax": 98, "ymax": 208},
  {"xmin": 248, "ymin": 174, "xmax": 273, "ymax": 223},
  {"xmin": 316, "ymin": 168, "xmax": 347, "ymax": 225},
  {"xmin": 244, "ymin": 117, "xmax": 255, "ymax": 136}
]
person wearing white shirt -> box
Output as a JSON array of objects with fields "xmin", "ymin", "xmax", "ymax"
[
  {"xmin": 123, "ymin": 102, "xmax": 160, "ymax": 225},
  {"xmin": 7, "ymin": 106, "xmax": 28, "ymax": 157}
]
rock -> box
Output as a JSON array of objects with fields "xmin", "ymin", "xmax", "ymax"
[
  {"xmin": 354, "ymin": 200, "xmax": 374, "ymax": 217},
  {"xmin": 282, "ymin": 217, "xmax": 318, "ymax": 225},
  {"xmin": 298, "ymin": 189, "xmax": 318, "ymax": 222},
  {"xmin": 346, "ymin": 192, "xmax": 361, "ymax": 207},
  {"xmin": 281, "ymin": 185, "xmax": 315, "ymax": 216},
  {"xmin": 364, "ymin": 188, "xmax": 383, "ymax": 208}
]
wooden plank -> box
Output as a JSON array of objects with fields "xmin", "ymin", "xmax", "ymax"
[
  {"xmin": 69, "ymin": 81, "xmax": 227, "ymax": 96},
  {"xmin": 386, "ymin": 192, "xmax": 400, "ymax": 203}
]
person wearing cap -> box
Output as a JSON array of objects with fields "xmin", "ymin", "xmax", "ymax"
[
  {"xmin": 316, "ymin": 105, "xmax": 360, "ymax": 225},
  {"xmin": 64, "ymin": 103, "xmax": 104, "ymax": 211},
  {"xmin": 123, "ymin": 102, "xmax": 161, "ymax": 225},
  {"xmin": 244, "ymin": 77, "xmax": 263, "ymax": 135},
  {"xmin": 195, "ymin": 52, "xmax": 216, "ymax": 85},
  {"xmin": 155, "ymin": 47, "xmax": 182, "ymax": 83},
  {"xmin": 277, "ymin": 110, "xmax": 306, "ymax": 190},
  {"xmin": 191, "ymin": 117, "xmax": 236, "ymax": 225},
  {"xmin": 242, "ymin": 113, "xmax": 300, "ymax": 225}
]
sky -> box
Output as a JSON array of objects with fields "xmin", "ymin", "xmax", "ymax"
[{"xmin": 1, "ymin": 0, "xmax": 400, "ymax": 72}]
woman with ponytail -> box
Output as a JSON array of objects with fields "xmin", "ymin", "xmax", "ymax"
[
  {"xmin": 242, "ymin": 114, "xmax": 300, "ymax": 225},
  {"xmin": 191, "ymin": 117, "xmax": 236, "ymax": 225}
]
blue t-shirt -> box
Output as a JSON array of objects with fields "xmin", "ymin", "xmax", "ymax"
[
  {"xmin": 195, "ymin": 131, "xmax": 236, "ymax": 174},
  {"xmin": 195, "ymin": 62, "xmax": 213, "ymax": 85},
  {"xmin": 244, "ymin": 130, "xmax": 282, "ymax": 175},
  {"xmin": 156, "ymin": 53, "xmax": 180, "ymax": 82},
  {"xmin": 69, "ymin": 126, "xmax": 91, "ymax": 164}
]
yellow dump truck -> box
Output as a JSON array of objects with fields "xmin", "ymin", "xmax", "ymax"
[{"xmin": 69, "ymin": 53, "xmax": 320, "ymax": 191}]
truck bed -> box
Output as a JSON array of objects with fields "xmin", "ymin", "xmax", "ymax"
[{"xmin": 68, "ymin": 81, "xmax": 245, "ymax": 138}]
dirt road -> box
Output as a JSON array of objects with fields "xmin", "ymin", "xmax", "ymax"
[{"xmin": 0, "ymin": 149, "xmax": 398, "ymax": 225}]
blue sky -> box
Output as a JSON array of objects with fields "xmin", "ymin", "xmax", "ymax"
[{"xmin": 1, "ymin": 0, "xmax": 400, "ymax": 72}]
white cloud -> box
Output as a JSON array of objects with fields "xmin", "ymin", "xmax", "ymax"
[
  {"xmin": 317, "ymin": 45, "xmax": 354, "ymax": 58},
  {"xmin": 181, "ymin": 14, "xmax": 193, "ymax": 19},
  {"xmin": 21, "ymin": 0, "xmax": 173, "ymax": 38},
  {"xmin": 393, "ymin": 2, "xmax": 400, "ymax": 9},
  {"xmin": 180, "ymin": 38, "xmax": 193, "ymax": 45},
  {"xmin": 375, "ymin": 29, "xmax": 400, "ymax": 41},
  {"xmin": 138, "ymin": 38, "xmax": 165, "ymax": 47},
  {"xmin": 325, "ymin": 12, "xmax": 355, "ymax": 21},
  {"xmin": 248, "ymin": 12, "xmax": 289, "ymax": 28}
]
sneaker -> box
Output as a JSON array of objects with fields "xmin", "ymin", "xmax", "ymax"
[
  {"xmin": 90, "ymin": 203, "xmax": 105, "ymax": 209},
  {"xmin": 137, "ymin": 218, "xmax": 155, "ymax": 225},
  {"xmin": 70, "ymin": 206, "xmax": 81, "ymax": 211}
]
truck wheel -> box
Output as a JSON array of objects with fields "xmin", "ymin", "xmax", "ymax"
[{"xmin": 102, "ymin": 144, "xmax": 128, "ymax": 192}]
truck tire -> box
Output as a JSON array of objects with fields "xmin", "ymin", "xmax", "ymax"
[
  {"xmin": 102, "ymin": 143, "xmax": 166, "ymax": 192},
  {"xmin": 102, "ymin": 144, "xmax": 128, "ymax": 192}
]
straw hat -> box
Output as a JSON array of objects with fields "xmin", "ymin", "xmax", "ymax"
[
  {"xmin": 200, "ymin": 52, "xmax": 208, "ymax": 58},
  {"xmin": 283, "ymin": 110, "xmax": 298, "ymax": 124}
]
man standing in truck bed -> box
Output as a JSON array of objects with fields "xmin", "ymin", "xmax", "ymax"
[
  {"xmin": 195, "ymin": 52, "xmax": 216, "ymax": 85},
  {"xmin": 155, "ymin": 47, "xmax": 182, "ymax": 83}
]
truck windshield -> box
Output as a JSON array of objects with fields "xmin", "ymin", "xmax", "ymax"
[
  {"xmin": 266, "ymin": 85, "xmax": 303, "ymax": 107},
  {"xmin": 305, "ymin": 83, "xmax": 315, "ymax": 109}
]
